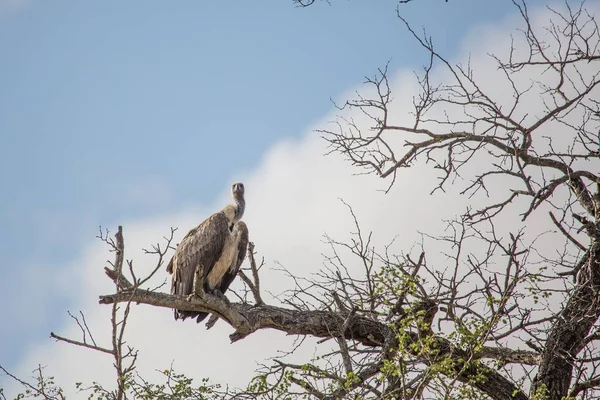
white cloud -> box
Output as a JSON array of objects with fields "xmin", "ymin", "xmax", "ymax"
[{"xmin": 4, "ymin": 2, "xmax": 599, "ymax": 397}]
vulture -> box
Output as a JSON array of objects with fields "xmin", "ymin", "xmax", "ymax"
[{"xmin": 166, "ymin": 182, "xmax": 248, "ymax": 323}]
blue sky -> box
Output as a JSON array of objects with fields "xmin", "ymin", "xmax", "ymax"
[{"xmin": 0, "ymin": 0, "xmax": 549, "ymax": 385}]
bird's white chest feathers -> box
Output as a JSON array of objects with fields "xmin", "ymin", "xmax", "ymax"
[{"xmin": 207, "ymin": 232, "xmax": 238, "ymax": 290}]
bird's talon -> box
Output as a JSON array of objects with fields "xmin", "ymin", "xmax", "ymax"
[
  {"xmin": 187, "ymin": 293, "xmax": 200, "ymax": 302},
  {"xmin": 212, "ymin": 290, "xmax": 230, "ymax": 304}
]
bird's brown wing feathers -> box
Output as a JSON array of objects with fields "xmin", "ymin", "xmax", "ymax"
[
  {"xmin": 195, "ymin": 221, "xmax": 249, "ymax": 324},
  {"xmin": 167, "ymin": 211, "xmax": 229, "ymax": 321}
]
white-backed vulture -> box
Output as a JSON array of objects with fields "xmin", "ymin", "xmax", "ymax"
[{"xmin": 166, "ymin": 182, "xmax": 248, "ymax": 322}]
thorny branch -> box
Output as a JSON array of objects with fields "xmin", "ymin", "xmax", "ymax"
[
  {"xmin": 45, "ymin": 226, "xmax": 176, "ymax": 400},
  {"xmin": 319, "ymin": 1, "xmax": 600, "ymax": 399},
  {"xmin": 238, "ymin": 242, "xmax": 265, "ymax": 306},
  {"xmin": 0, "ymin": 365, "xmax": 65, "ymax": 400}
]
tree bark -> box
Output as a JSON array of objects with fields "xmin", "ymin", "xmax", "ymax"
[{"xmin": 533, "ymin": 244, "xmax": 600, "ymax": 399}]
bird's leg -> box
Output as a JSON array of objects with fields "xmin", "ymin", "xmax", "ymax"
[
  {"xmin": 210, "ymin": 288, "xmax": 230, "ymax": 305},
  {"xmin": 187, "ymin": 264, "xmax": 206, "ymax": 301}
]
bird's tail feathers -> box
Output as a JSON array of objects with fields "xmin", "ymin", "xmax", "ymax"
[
  {"xmin": 195, "ymin": 312, "xmax": 209, "ymax": 323},
  {"xmin": 174, "ymin": 309, "xmax": 202, "ymax": 321}
]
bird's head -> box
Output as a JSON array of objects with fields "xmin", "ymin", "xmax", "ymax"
[{"xmin": 232, "ymin": 182, "xmax": 245, "ymax": 199}]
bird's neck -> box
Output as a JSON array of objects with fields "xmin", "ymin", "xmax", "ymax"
[{"xmin": 233, "ymin": 194, "xmax": 245, "ymax": 223}]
